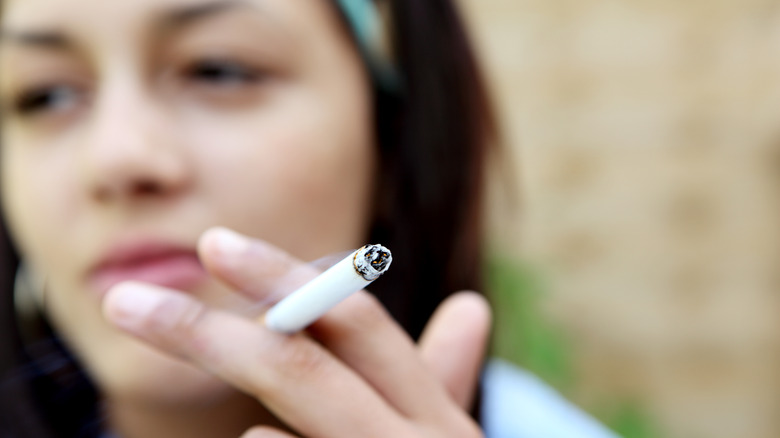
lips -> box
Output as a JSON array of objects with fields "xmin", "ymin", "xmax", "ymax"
[{"xmin": 89, "ymin": 241, "xmax": 208, "ymax": 297}]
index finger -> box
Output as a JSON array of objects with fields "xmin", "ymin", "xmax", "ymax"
[
  {"xmin": 197, "ymin": 228, "xmax": 319, "ymax": 305},
  {"xmin": 102, "ymin": 282, "xmax": 414, "ymax": 438}
]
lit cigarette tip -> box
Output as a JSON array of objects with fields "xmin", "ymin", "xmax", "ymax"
[
  {"xmin": 354, "ymin": 244, "xmax": 392, "ymax": 281},
  {"xmin": 265, "ymin": 244, "xmax": 393, "ymax": 333}
]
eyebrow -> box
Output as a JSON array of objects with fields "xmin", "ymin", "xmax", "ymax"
[
  {"xmin": 160, "ymin": 0, "xmax": 252, "ymax": 30},
  {"xmin": 0, "ymin": 29, "xmax": 73, "ymax": 50},
  {"xmin": 0, "ymin": 0, "xmax": 253, "ymax": 50}
]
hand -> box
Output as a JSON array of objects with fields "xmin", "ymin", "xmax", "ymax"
[{"xmin": 102, "ymin": 227, "xmax": 492, "ymax": 438}]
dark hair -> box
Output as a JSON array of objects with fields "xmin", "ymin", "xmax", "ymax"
[{"xmin": 0, "ymin": 0, "xmax": 498, "ymax": 436}]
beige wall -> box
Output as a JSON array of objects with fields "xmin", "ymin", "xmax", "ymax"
[{"xmin": 459, "ymin": 1, "xmax": 780, "ymax": 437}]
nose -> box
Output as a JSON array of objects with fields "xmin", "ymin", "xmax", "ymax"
[{"xmin": 79, "ymin": 79, "xmax": 191, "ymax": 204}]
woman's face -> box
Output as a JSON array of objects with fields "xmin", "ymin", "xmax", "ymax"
[{"xmin": 0, "ymin": 0, "xmax": 376, "ymax": 404}]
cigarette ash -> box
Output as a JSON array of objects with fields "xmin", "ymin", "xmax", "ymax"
[{"xmin": 353, "ymin": 244, "xmax": 392, "ymax": 281}]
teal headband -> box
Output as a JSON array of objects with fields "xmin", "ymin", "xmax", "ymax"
[{"xmin": 335, "ymin": 0, "xmax": 401, "ymax": 92}]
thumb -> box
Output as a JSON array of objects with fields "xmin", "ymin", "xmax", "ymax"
[{"xmin": 418, "ymin": 292, "xmax": 492, "ymax": 410}]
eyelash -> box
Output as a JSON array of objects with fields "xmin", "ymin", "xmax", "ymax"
[
  {"xmin": 8, "ymin": 59, "xmax": 265, "ymax": 117},
  {"xmin": 13, "ymin": 85, "xmax": 81, "ymax": 116},
  {"xmin": 182, "ymin": 58, "xmax": 264, "ymax": 86}
]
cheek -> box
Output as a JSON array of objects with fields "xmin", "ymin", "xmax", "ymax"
[
  {"xmin": 1, "ymin": 143, "xmax": 99, "ymax": 346},
  {"xmin": 187, "ymin": 90, "xmax": 376, "ymax": 258},
  {"xmin": 1, "ymin": 143, "xmax": 83, "ymax": 272}
]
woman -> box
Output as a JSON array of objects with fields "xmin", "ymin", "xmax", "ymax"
[{"xmin": 0, "ymin": 0, "xmax": 618, "ymax": 437}]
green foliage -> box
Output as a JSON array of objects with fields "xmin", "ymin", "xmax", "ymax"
[
  {"xmin": 485, "ymin": 255, "xmax": 659, "ymax": 438},
  {"xmin": 485, "ymin": 256, "xmax": 572, "ymax": 388},
  {"xmin": 609, "ymin": 402, "xmax": 659, "ymax": 438}
]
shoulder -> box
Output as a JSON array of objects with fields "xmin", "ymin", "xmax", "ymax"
[{"xmin": 481, "ymin": 359, "xmax": 620, "ymax": 438}]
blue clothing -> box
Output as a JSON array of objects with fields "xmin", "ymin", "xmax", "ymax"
[{"xmin": 482, "ymin": 359, "xmax": 620, "ymax": 438}]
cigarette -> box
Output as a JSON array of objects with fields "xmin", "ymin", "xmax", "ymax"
[{"xmin": 265, "ymin": 244, "xmax": 392, "ymax": 333}]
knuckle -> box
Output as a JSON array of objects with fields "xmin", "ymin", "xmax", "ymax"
[
  {"xmin": 252, "ymin": 243, "xmax": 297, "ymax": 278},
  {"xmin": 269, "ymin": 339, "xmax": 332, "ymax": 385},
  {"xmin": 341, "ymin": 291, "xmax": 390, "ymax": 330},
  {"xmin": 172, "ymin": 301, "xmax": 209, "ymax": 339},
  {"xmin": 146, "ymin": 297, "xmax": 210, "ymax": 357}
]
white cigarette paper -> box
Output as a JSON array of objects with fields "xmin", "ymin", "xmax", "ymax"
[{"xmin": 265, "ymin": 244, "xmax": 392, "ymax": 333}]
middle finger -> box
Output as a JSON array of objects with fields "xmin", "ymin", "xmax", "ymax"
[{"xmin": 200, "ymin": 229, "xmax": 468, "ymax": 424}]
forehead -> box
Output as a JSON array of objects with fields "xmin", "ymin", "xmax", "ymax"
[
  {"xmin": 1, "ymin": 0, "xmax": 341, "ymax": 44},
  {"xmin": 3, "ymin": 0, "xmax": 231, "ymax": 26}
]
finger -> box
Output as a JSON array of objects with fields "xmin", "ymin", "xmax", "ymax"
[
  {"xmin": 418, "ymin": 292, "xmax": 492, "ymax": 409},
  {"xmin": 199, "ymin": 228, "xmax": 476, "ymax": 427},
  {"xmin": 306, "ymin": 291, "xmax": 477, "ymax": 430},
  {"xmin": 102, "ymin": 282, "xmax": 413, "ymax": 438},
  {"xmin": 197, "ymin": 227, "xmax": 318, "ymax": 303},
  {"xmin": 199, "ymin": 228, "xmax": 443, "ymax": 418},
  {"xmin": 240, "ymin": 426, "xmax": 298, "ymax": 438}
]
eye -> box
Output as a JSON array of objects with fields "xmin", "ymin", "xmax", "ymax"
[
  {"xmin": 13, "ymin": 85, "xmax": 81, "ymax": 116},
  {"xmin": 184, "ymin": 59, "xmax": 263, "ymax": 87}
]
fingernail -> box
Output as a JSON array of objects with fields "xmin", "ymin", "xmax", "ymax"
[
  {"xmin": 104, "ymin": 282, "xmax": 165, "ymax": 329},
  {"xmin": 212, "ymin": 227, "xmax": 251, "ymax": 255}
]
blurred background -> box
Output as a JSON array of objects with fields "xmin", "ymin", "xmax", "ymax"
[{"xmin": 457, "ymin": 1, "xmax": 780, "ymax": 437}]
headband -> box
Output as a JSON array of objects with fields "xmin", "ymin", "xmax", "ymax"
[{"xmin": 335, "ymin": 0, "xmax": 401, "ymax": 92}]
